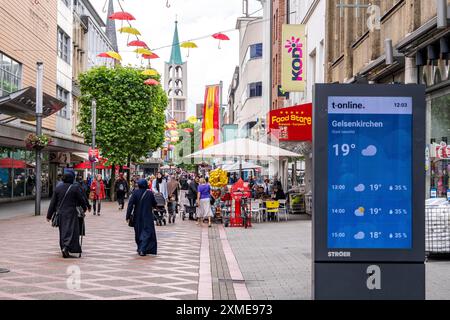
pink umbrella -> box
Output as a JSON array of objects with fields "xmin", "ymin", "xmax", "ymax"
[
  {"xmin": 109, "ymin": 12, "xmax": 136, "ymax": 21},
  {"xmin": 128, "ymin": 40, "xmax": 148, "ymax": 47},
  {"xmin": 144, "ymin": 79, "xmax": 160, "ymax": 86}
]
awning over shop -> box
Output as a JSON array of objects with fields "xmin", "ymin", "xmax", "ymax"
[{"xmin": 0, "ymin": 87, "xmax": 65, "ymax": 121}]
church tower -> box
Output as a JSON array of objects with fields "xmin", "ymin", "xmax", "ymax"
[
  {"xmin": 164, "ymin": 21, "xmax": 188, "ymax": 123},
  {"xmin": 105, "ymin": 0, "xmax": 118, "ymax": 52}
]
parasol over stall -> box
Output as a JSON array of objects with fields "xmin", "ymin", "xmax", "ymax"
[
  {"xmin": 180, "ymin": 41, "xmax": 198, "ymax": 57},
  {"xmin": 212, "ymin": 32, "xmax": 230, "ymax": 49}
]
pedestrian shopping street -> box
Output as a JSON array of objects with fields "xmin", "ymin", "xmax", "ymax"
[{"xmin": 0, "ymin": 201, "xmax": 449, "ymax": 300}]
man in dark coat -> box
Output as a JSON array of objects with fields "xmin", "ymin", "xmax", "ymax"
[
  {"xmin": 115, "ymin": 172, "xmax": 129, "ymax": 210},
  {"xmin": 47, "ymin": 173, "xmax": 89, "ymax": 258},
  {"xmin": 126, "ymin": 179, "xmax": 158, "ymax": 256},
  {"xmin": 187, "ymin": 176, "xmax": 199, "ymax": 220}
]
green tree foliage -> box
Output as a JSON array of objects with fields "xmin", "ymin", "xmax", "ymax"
[{"xmin": 78, "ymin": 66, "xmax": 167, "ymax": 165}]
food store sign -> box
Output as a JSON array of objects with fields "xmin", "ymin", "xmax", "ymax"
[{"xmin": 268, "ymin": 103, "xmax": 312, "ymax": 141}]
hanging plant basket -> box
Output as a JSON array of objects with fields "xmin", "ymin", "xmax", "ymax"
[{"xmin": 24, "ymin": 133, "xmax": 53, "ymax": 150}]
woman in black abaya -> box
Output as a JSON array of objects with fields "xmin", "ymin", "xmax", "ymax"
[
  {"xmin": 47, "ymin": 173, "xmax": 89, "ymax": 258},
  {"xmin": 126, "ymin": 179, "xmax": 158, "ymax": 256}
]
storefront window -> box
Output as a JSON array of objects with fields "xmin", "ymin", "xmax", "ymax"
[
  {"xmin": 0, "ymin": 147, "xmax": 49, "ymax": 201},
  {"xmin": 430, "ymin": 93, "xmax": 450, "ymax": 197}
]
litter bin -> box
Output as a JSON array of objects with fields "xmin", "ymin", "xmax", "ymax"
[{"xmin": 426, "ymin": 198, "xmax": 450, "ymax": 256}]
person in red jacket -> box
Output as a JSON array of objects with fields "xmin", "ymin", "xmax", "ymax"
[{"xmin": 90, "ymin": 174, "xmax": 106, "ymax": 216}]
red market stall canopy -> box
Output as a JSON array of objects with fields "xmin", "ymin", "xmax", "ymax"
[
  {"xmin": 0, "ymin": 158, "xmax": 29, "ymax": 169},
  {"xmin": 74, "ymin": 158, "xmax": 129, "ymax": 170}
]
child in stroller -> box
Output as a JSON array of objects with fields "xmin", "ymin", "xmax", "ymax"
[{"xmin": 153, "ymin": 192, "xmax": 167, "ymax": 226}]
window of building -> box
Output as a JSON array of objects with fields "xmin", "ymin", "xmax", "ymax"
[
  {"xmin": 248, "ymin": 82, "xmax": 262, "ymax": 98},
  {"xmin": 57, "ymin": 86, "xmax": 70, "ymax": 119},
  {"xmin": 0, "ymin": 53, "xmax": 22, "ymax": 97},
  {"xmin": 175, "ymin": 100, "xmax": 184, "ymax": 111},
  {"xmin": 58, "ymin": 28, "xmax": 71, "ymax": 64},
  {"xmin": 61, "ymin": 0, "xmax": 70, "ymax": 8}
]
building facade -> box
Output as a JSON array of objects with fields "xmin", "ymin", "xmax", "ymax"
[
  {"xmin": 325, "ymin": 0, "xmax": 450, "ymax": 198},
  {"xmin": 234, "ymin": 16, "xmax": 265, "ymax": 139}
]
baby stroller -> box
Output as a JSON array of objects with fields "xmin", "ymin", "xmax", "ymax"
[
  {"xmin": 184, "ymin": 205, "xmax": 197, "ymax": 221},
  {"xmin": 153, "ymin": 192, "xmax": 167, "ymax": 226}
]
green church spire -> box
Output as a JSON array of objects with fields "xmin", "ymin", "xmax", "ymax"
[{"xmin": 168, "ymin": 21, "xmax": 183, "ymax": 65}]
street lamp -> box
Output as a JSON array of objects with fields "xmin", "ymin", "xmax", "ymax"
[
  {"xmin": 91, "ymin": 99, "xmax": 97, "ymax": 177},
  {"xmin": 35, "ymin": 62, "xmax": 43, "ymax": 216}
]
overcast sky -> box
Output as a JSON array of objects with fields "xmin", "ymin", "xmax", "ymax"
[{"xmin": 92, "ymin": 0, "xmax": 263, "ymax": 116}]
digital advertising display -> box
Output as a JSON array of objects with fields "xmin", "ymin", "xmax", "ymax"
[{"xmin": 327, "ymin": 97, "xmax": 412, "ymax": 249}]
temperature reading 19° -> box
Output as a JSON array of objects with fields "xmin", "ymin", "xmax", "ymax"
[{"xmin": 333, "ymin": 144, "xmax": 356, "ymax": 157}]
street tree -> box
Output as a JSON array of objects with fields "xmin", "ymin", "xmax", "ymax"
[{"xmin": 78, "ymin": 66, "xmax": 167, "ymax": 197}]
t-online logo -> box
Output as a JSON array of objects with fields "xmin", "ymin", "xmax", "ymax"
[{"xmin": 285, "ymin": 37, "xmax": 304, "ymax": 82}]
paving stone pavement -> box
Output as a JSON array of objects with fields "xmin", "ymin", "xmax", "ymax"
[
  {"xmin": 225, "ymin": 215, "xmax": 450, "ymax": 300},
  {"xmin": 0, "ymin": 201, "xmax": 202, "ymax": 300}
]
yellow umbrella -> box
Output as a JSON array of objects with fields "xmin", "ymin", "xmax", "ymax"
[
  {"xmin": 181, "ymin": 41, "xmax": 198, "ymax": 57},
  {"xmin": 188, "ymin": 116, "xmax": 198, "ymax": 124},
  {"xmin": 105, "ymin": 51, "xmax": 122, "ymax": 61},
  {"xmin": 118, "ymin": 26, "xmax": 141, "ymax": 35},
  {"xmin": 134, "ymin": 48, "xmax": 153, "ymax": 55},
  {"xmin": 142, "ymin": 69, "xmax": 159, "ymax": 76}
]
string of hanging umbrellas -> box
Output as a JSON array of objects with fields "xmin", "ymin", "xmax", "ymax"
[{"xmin": 97, "ymin": 0, "xmax": 231, "ymax": 87}]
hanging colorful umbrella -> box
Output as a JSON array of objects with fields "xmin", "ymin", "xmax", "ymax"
[
  {"xmin": 180, "ymin": 41, "xmax": 198, "ymax": 57},
  {"xmin": 128, "ymin": 40, "xmax": 148, "ymax": 47},
  {"xmin": 142, "ymin": 69, "xmax": 159, "ymax": 76},
  {"xmin": 118, "ymin": 26, "xmax": 141, "ymax": 35},
  {"xmin": 212, "ymin": 33, "xmax": 230, "ymax": 49},
  {"xmin": 144, "ymin": 79, "xmax": 160, "ymax": 86},
  {"xmin": 142, "ymin": 53, "xmax": 160, "ymax": 60},
  {"xmin": 188, "ymin": 116, "xmax": 198, "ymax": 124},
  {"xmin": 109, "ymin": 12, "xmax": 136, "ymax": 21},
  {"xmin": 135, "ymin": 48, "xmax": 153, "ymax": 55},
  {"xmin": 97, "ymin": 51, "xmax": 122, "ymax": 61},
  {"xmin": 183, "ymin": 128, "xmax": 194, "ymax": 133}
]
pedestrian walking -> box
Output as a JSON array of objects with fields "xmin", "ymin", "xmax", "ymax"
[
  {"xmin": 90, "ymin": 174, "xmax": 106, "ymax": 216},
  {"xmin": 152, "ymin": 172, "xmax": 168, "ymax": 200},
  {"xmin": 167, "ymin": 175, "xmax": 180, "ymax": 217},
  {"xmin": 126, "ymin": 179, "xmax": 158, "ymax": 256},
  {"xmin": 196, "ymin": 178, "xmax": 214, "ymax": 227},
  {"xmin": 187, "ymin": 176, "xmax": 199, "ymax": 207},
  {"xmin": 115, "ymin": 172, "xmax": 129, "ymax": 211},
  {"xmin": 46, "ymin": 173, "xmax": 90, "ymax": 258}
]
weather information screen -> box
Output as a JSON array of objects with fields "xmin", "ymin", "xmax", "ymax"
[{"xmin": 327, "ymin": 96, "xmax": 413, "ymax": 249}]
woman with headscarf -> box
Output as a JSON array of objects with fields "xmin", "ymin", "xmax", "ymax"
[
  {"xmin": 126, "ymin": 179, "xmax": 158, "ymax": 256},
  {"xmin": 152, "ymin": 172, "xmax": 168, "ymax": 200},
  {"xmin": 46, "ymin": 173, "xmax": 89, "ymax": 258}
]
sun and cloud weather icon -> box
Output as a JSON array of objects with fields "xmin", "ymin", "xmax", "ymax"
[
  {"xmin": 354, "ymin": 184, "xmax": 365, "ymax": 192},
  {"xmin": 361, "ymin": 145, "xmax": 377, "ymax": 157},
  {"xmin": 354, "ymin": 232, "xmax": 365, "ymax": 240},
  {"xmin": 354, "ymin": 207, "xmax": 365, "ymax": 217}
]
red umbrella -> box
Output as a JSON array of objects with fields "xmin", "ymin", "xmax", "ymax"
[
  {"xmin": 128, "ymin": 40, "xmax": 148, "ymax": 47},
  {"xmin": 213, "ymin": 33, "xmax": 230, "ymax": 40},
  {"xmin": 144, "ymin": 79, "xmax": 160, "ymax": 86},
  {"xmin": 97, "ymin": 52, "xmax": 111, "ymax": 58},
  {"xmin": 109, "ymin": 12, "xmax": 136, "ymax": 21},
  {"xmin": 183, "ymin": 128, "xmax": 194, "ymax": 133},
  {"xmin": 212, "ymin": 33, "xmax": 230, "ymax": 49},
  {"xmin": 142, "ymin": 53, "xmax": 160, "ymax": 59}
]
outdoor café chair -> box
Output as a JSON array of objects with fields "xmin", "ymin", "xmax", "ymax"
[
  {"xmin": 265, "ymin": 200, "xmax": 279, "ymax": 222},
  {"xmin": 250, "ymin": 199, "xmax": 263, "ymax": 223}
]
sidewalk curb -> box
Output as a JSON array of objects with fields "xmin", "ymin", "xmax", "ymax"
[
  {"xmin": 197, "ymin": 227, "xmax": 213, "ymax": 300},
  {"xmin": 218, "ymin": 225, "xmax": 251, "ymax": 300}
]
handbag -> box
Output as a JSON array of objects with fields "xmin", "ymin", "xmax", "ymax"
[
  {"xmin": 128, "ymin": 190, "xmax": 148, "ymax": 227},
  {"xmin": 51, "ymin": 185, "xmax": 73, "ymax": 228}
]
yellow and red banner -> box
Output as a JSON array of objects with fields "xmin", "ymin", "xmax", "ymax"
[{"xmin": 201, "ymin": 85, "xmax": 220, "ymax": 149}]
